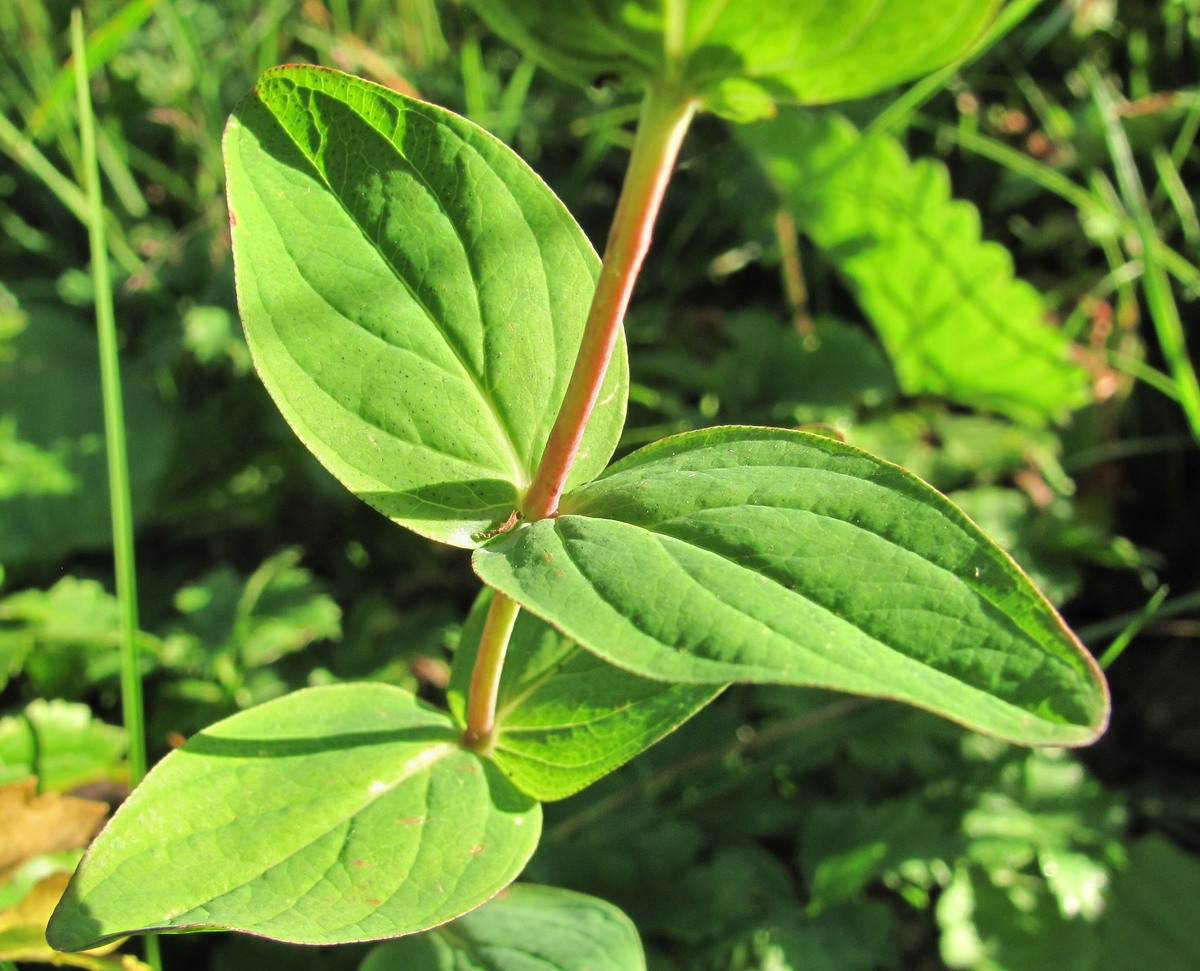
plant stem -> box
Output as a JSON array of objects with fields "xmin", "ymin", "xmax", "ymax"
[
  {"xmin": 464, "ymin": 82, "xmax": 696, "ymax": 750},
  {"xmin": 462, "ymin": 591, "xmax": 522, "ymax": 752},
  {"xmin": 72, "ymin": 11, "xmax": 160, "ymax": 969},
  {"xmin": 521, "ymin": 82, "xmax": 697, "ymax": 520}
]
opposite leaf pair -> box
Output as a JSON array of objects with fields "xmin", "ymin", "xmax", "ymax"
[{"xmin": 49, "ymin": 0, "xmax": 1107, "ymax": 952}]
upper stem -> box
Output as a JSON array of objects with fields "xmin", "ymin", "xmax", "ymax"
[
  {"xmin": 521, "ymin": 82, "xmax": 698, "ymax": 520},
  {"xmin": 464, "ymin": 81, "xmax": 696, "ymax": 752}
]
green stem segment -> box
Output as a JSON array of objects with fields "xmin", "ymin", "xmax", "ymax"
[
  {"xmin": 72, "ymin": 11, "xmax": 160, "ymax": 969},
  {"xmin": 521, "ymin": 82, "xmax": 698, "ymax": 520},
  {"xmin": 462, "ymin": 590, "xmax": 522, "ymax": 752},
  {"xmin": 464, "ymin": 82, "xmax": 697, "ymax": 751}
]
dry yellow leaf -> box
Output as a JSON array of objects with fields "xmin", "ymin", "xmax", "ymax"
[
  {"xmin": 0, "ymin": 870, "xmax": 152, "ymax": 969},
  {"xmin": 0, "ymin": 778, "xmax": 107, "ymax": 880}
]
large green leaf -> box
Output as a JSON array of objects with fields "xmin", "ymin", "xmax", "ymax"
[
  {"xmin": 46, "ymin": 684, "xmax": 541, "ymax": 949},
  {"xmin": 448, "ymin": 590, "xmax": 721, "ymax": 800},
  {"xmin": 742, "ymin": 110, "xmax": 1090, "ymax": 424},
  {"xmin": 223, "ymin": 66, "xmax": 627, "ymax": 548},
  {"xmin": 358, "ymin": 883, "xmax": 645, "ymax": 971},
  {"xmin": 474, "ymin": 427, "xmax": 1108, "ymax": 746},
  {"xmin": 467, "ymin": 0, "xmax": 1001, "ymax": 115}
]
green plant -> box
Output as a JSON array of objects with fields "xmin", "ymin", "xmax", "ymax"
[{"xmin": 44, "ymin": 1, "xmax": 1110, "ymax": 964}]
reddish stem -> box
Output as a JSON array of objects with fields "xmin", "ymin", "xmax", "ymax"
[
  {"xmin": 464, "ymin": 82, "xmax": 697, "ymax": 752},
  {"xmin": 521, "ymin": 83, "xmax": 697, "ymax": 521}
]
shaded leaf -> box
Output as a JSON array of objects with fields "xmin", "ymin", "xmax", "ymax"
[
  {"xmin": 172, "ymin": 547, "xmax": 341, "ymax": 669},
  {"xmin": 448, "ymin": 589, "xmax": 721, "ymax": 800},
  {"xmin": 722, "ymin": 313, "xmax": 897, "ymax": 413},
  {"xmin": 743, "ymin": 111, "xmax": 1089, "ymax": 423},
  {"xmin": 358, "ymin": 883, "xmax": 645, "ymax": 971},
  {"xmin": 468, "ymin": 0, "xmax": 1001, "ymax": 115},
  {"xmin": 937, "ymin": 862, "xmax": 1098, "ymax": 971},
  {"xmin": 1099, "ymin": 836, "xmax": 1200, "ymax": 970},
  {"xmin": 717, "ymin": 900, "xmax": 896, "ymax": 971},
  {"xmin": 47, "ymin": 684, "xmax": 541, "ymax": 949},
  {"xmin": 474, "ymin": 427, "xmax": 1108, "ymax": 746},
  {"xmin": 802, "ymin": 796, "xmax": 962, "ymax": 912},
  {"xmin": 224, "ymin": 65, "xmax": 627, "ymax": 547},
  {"xmin": 0, "ymin": 306, "xmax": 172, "ymax": 564}
]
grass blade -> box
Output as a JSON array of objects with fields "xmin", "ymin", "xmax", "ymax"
[
  {"xmin": 1096, "ymin": 586, "xmax": 1170, "ymax": 671},
  {"xmin": 1084, "ymin": 64, "xmax": 1200, "ymax": 441},
  {"xmin": 70, "ymin": 9, "xmax": 160, "ymax": 968}
]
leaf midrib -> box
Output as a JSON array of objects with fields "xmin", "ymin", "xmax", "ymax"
[
  {"xmin": 549, "ymin": 516, "xmax": 1086, "ymax": 724},
  {"xmin": 572, "ymin": 458, "xmax": 1041, "ymax": 637}
]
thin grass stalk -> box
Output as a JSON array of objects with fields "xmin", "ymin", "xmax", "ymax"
[
  {"xmin": 1085, "ymin": 64, "xmax": 1200, "ymax": 441},
  {"xmin": 0, "ymin": 111, "xmax": 141, "ymax": 273},
  {"xmin": 70, "ymin": 10, "xmax": 160, "ymax": 969},
  {"xmin": 867, "ymin": 0, "xmax": 1044, "ymax": 137},
  {"xmin": 931, "ymin": 121, "xmax": 1200, "ymax": 295},
  {"xmin": 1097, "ymin": 586, "xmax": 1170, "ymax": 670}
]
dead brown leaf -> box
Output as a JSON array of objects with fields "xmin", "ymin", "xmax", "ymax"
[{"xmin": 0, "ymin": 778, "xmax": 107, "ymax": 880}]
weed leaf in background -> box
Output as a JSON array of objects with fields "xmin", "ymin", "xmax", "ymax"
[
  {"xmin": 743, "ymin": 111, "xmax": 1090, "ymax": 424},
  {"xmin": 0, "ymin": 700, "xmax": 126, "ymax": 792},
  {"xmin": 474, "ymin": 427, "xmax": 1108, "ymax": 746},
  {"xmin": 47, "ymin": 684, "xmax": 541, "ymax": 949},
  {"xmin": 0, "ymin": 308, "xmax": 172, "ymax": 565},
  {"xmin": 467, "ymin": 0, "xmax": 1001, "ymax": 117},
  {"xmin": 223, "ymin": 66, "xmax": 627, "ymax": 547},
  {"xmin": 358, "ymin": 883, "xmax": 646, "ymax": 971},
  {"xmin": 449, "ymin": 590, "xmax": 722, "ymax": 800}
]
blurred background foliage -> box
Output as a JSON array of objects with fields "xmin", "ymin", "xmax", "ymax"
[{"xmin": 1, "ymin": 0, "xmax": 1198, "ymax": 968}]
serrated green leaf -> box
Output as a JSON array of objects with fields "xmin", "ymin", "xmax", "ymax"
[
  {"xmin": 0, "ymin": 577, "xmax": 158, "ymax": 699},
  {"xmin": 46, "ymin": 684, "xmax": 541, "ymax": 949},
  {"xmin": 359, "ymin": 883, "xmax": 645, "ymax": 971},
  {"xmin": 0, "ymin": 701, "xmax": 126, "ymax": 793},
  {"xmin": 467, "ymin": 0, "xmax": 1000, "ymax": 112},
  {"xmin": 172, "ymin": 547, "xmax": 341, "ymax": 670},
  {"xmin": 223, "ymin": 65, "xmax": 627, "ymax": 547},
  {"xmin": 474, "ymin": 427, "xmax": 1108, "ymax": 746},
  {"xmin": 743, "ymin": 111, "xmax": 1089, "ymax": 423},
  {"xmin": 448, "ymin": 590, "xmax": 721, "ymax": 800},
  {"xmin": 801, "ymin": 796, "xmax": 963, "ymax": 912}
]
